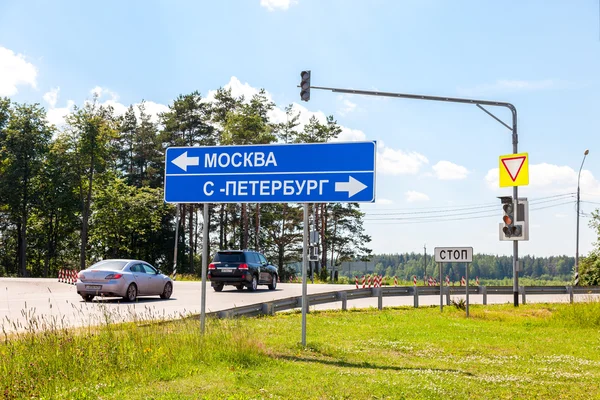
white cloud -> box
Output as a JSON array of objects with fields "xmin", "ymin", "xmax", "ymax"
[
  {"xmin": 0, "ymin": 46, "xmax": 37, "ymax": 96},
  {"xmin": 405, "ymin": 191, "xmax": 430, "ymax": 203},
  {"xmin": 377, "ymin": 146, "xmax": 429, "ymax": 175},
  {"xmin": 337, "ymin": 95, "xmax": 357, "ymax": 116},
  {"xmin": 138, "ymin": 101, "xmax": 169, "ymax": 123},
  {"xmin": 457, "ymin": 79, "xmax": 558, "ymax": 97},
  {"xmin": 260, "ymin": 0, "xmax": 297, "ymax": 11},
  {"xmin": 432, "ymin": 160, "xmax": 469, "ymax": 180},
  {"xmin": 206, "ymin": 76, "xmax": 269, "ymax": 103},
  {"xmin": 336, "ymin": 127, "xmax": 367, "ymax": 142},
  {"xmin": 484, "ymin": 168, "xmax": 500, "ymax": 189},
  {"xmin": 91, "ymin": 98, "xmax": 168, "ymax": 124},
  {"xmin": 44, "ymin": 85, "xmax": 168, "ymax": 126},
  {"xmin": 43, "ymin": 87, "xmax": 60, "ymax": 107},
  {"xmin": 46, "ymin": 100, "xmax": 75, "ymax": 127},
  {"xmin": 90, "ymin": 86, "xmax": 119, "ymax": 101},
  {"xmin": 485, "ymin": 163, "xmax": 600, "ymax": 199}
]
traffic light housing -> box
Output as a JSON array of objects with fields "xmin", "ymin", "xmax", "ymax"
[
  {"xmin": 499, "ymin": 197, "xmax": 529, "ymax": 241},
  {"xmin": 300, "ymin": 70, "xmax": 311, "ymax": 101},
  {"xmin": 309, "ymin": 244, "xmax": 319, "ymax": 261}
]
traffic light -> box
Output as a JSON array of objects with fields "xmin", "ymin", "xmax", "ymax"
[
  {"xmin": 309, "ymin": 244, "xmax": 319, "ymax": 261},
  {"xmin": 517, "ymin": 198, "xmax": 529, "ymax": 241},
  {"xmin": 498, "ymin": 197, "xmax": 528, "ymax": 241},
  {"xmin": 300, "ymin": 70, "xmax": 311, "ymax": 101}
]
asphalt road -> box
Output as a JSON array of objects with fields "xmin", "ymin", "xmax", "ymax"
[{"xmin": 0, "ymin": 278, "xmax": 591, "ymax": 333}]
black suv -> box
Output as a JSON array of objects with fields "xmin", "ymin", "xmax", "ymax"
[{"xmin": 208, "ymin": 250, "xmax": 278, "ymax": 292}]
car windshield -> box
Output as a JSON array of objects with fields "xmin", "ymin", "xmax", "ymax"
[
  {"xmin": 214, "ymin": 252, "xmax": 244, "ymax": 262},
  {"xmin": 88, "ymin": 260, "xmax": 128, "ymax": 271}
]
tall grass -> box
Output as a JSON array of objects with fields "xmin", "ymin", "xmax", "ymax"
[
  {"xmin": 1, "ymin": 312, "xmax": 266, "ymax": 399},
  {"xmin": 2, "ymin": 300, "xmax": 600, "ymax": 399}
]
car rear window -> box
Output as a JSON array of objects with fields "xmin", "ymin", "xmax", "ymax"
[
  {"xmin": 88, "ymin": 260, "xmax": 128, "ymax": 271},
  {"xmin": 213, "ymin": 252, "xmax": 244, "ymax": 262}
]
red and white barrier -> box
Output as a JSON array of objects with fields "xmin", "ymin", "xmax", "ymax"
[
  {"xmin": 362, "ymin": 275, "xmax": 366, "ymax": 288},
  {"xmin": 476, "ymin": 276, "xmax": 480, "ymax": 285},
  {"xmin": 355, "ymin": 276, "xmax": 359, "ymax": 289},
  {"xmin": 394, "ymin": 276, "xmax": 398, "ymax": 286},
  {"xmin": 460, "ymin": 276, "xmax": 466, "ymax": 286},
  {"xmin": 368, "ymin": 275, "xmax": 373, "ymax": 288},
  {"xmin": 428, "ymin": 277, "xmax": 433, "ymax": 286},
  {"xmin": 413, "ymin": 275, "xmax": 417, "ymax": 286},
  {"xmin": 58, "ymin": 269, "xmax": 78, "ymax": 285},
  {"xmin": 445, "ymin": 275, "xmax": 450, "ymax": 286}
]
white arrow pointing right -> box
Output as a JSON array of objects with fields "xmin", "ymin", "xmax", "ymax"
[
  {"xmin": 335, "ymin": 176, "xmax": 367, "ymax": 198},
  {"xmin": 172, "ymin": 151, "xmax": 199, "ymax": 172}
]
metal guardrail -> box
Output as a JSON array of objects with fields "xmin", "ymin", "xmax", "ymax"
[{"xmin": 206, "ymin": 285, "xmax": 600, "ymax": 320}]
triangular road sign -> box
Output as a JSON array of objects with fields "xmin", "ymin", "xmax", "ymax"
[
  {"xmin": 499, "ymin": 153, "xmax": 529, "ymax": 187},
  {"xmin": 501, "ymin": 156, "xmax": 526, "ymax": 181}
]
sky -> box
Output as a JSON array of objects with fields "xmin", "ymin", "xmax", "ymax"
[{"xmin": 1, "ymin": 0, "xmax": 600, "ymax": 258}]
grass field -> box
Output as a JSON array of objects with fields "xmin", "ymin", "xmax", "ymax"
[{"xmin": 2, "ymin": 301, "xmax": 600, "ymax": 399}]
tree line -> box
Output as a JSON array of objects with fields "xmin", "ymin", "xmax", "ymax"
[
  {"xmin": 0, "ymin": 90, "xmax": 372, "ymax": 279},
  {"xmin": 363, "ymin": 253, "xmax": 577, "ymax": 282}
]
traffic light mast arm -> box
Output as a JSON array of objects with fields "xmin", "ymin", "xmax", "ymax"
[{"xmin": 309, "ymin": 85, "xmax": 517, "ymax": 137}]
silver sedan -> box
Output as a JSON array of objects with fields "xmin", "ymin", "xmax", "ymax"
[{"xmin": 76, "ymin": 259, "xmax": 173, "ymax": 302}]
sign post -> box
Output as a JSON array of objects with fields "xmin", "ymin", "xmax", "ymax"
[
  {"xmin": 438, "ymin": 262, "xmax": 443, "ymax": 312},
  {"xmin": 164, "ymin": 141, "xmax": 377, "ymax": 343},
  {"xmin": 434, "ymin": 247, "xmax": 473, "ymax": 317}
]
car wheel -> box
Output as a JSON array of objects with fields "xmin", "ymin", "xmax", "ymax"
[
  {"xmin": 82, "ymin": 294, "xmax": 94, "ymax": 302},
  {"xmin": 213, "ymin": 283, "xmax": 224, "ymax": 292},
  {"xmin": 268, "ymin": 274, "xmax": 277, "ymax": 290},
  {"xmin": 160, "ymin": 282, "xmax": 173, "ymax": 299},
  {"xmin": 235, "ymin": 285, "xmax": 244, "ymax": 291},
  {"xmin": 124, "ymin": 283, "xmax": 137, "ymax": 302},
  {"xmin": 248, "ymin": 275, "xmax": 258, "ymax": 292}
]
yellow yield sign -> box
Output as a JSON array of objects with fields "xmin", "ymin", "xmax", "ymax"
[{"xmin": 499, "ymin": 153, "xmax": 529, "ymax": 187}]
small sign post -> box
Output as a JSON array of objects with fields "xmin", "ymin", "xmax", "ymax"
[{"xmin": 434, "ymin": 247, "xmax": 473, "ymax": 317}]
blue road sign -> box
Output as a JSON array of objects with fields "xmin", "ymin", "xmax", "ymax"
[{"xmin": 164, "ymin": 141, "xmax": 376, "ymax": 203}]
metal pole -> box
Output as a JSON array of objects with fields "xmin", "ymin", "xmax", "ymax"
[
  {"xmin": 439, "ymin": 262, "xmax": 443, "ymax": 312},
  {"xmin": 511, "ymin": 108, "xmax": 519, "ymax": 307},
  {"xmin": 302, "ymin": 203, "xmax": 309, "ymax": 346},
  {"xmin": 576, "ymin": 184, "xmax": 581, "ymax": 284},
  {"xmin": 423, "ymin": 244, "xmax": 427, "ymax": 282},
  {"xmin": 200, "ymin": 203, "xmax": 209, "ymax": 334},
  {"xmin": 576, "ymin": 150, "xmax": 589, "ymax": 285},
  {"xmin": 173, "ymin": 204, "xmax": 180, "ymax": 281},
  {"xmin": 466, "ymin": 262, "xmax": 469, "ymax": 318},
  {"xmin": 312, "ymin": 204, "xmax": 316, "ymax": 283}
]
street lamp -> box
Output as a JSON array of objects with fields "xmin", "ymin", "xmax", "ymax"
[{"xmin": 575, "ymin": 149, "xmax": 590, "ymax": 285}]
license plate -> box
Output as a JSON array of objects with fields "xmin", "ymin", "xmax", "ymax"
[
  {"xmin": 221, "ymin": 268, "xmax": 234, "ymax": 273},
  {"xmin": 86, "ymin": 285, "xmax": 102, "ymax": 290}
]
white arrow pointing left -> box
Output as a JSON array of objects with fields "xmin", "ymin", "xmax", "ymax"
[
  {"xmin": 172, "ymin": 151, "xmax": 199, "ymax": 171},
  {"xmin": 335, "ymin": 176, "xmax": 367, "ymax": 198}
]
